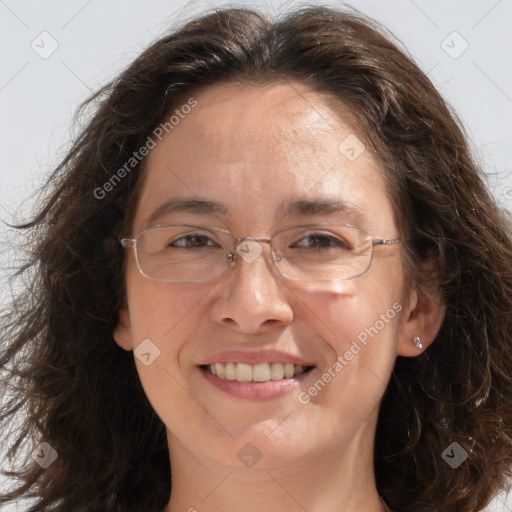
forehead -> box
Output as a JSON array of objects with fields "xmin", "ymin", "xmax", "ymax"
[
  {"xmin": 133, "ymin": 81, "xmax": 395, "ymax": 234},
  {"xmin": 175, "ymin": 81, "xmax": 358, "ymax": 159}
]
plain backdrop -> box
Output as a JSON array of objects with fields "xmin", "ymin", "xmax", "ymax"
[{"xmin": 0, "ymin": 1, "xmax": 511, "ymax": 510}]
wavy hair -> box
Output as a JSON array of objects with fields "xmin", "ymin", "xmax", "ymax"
[{"xmin": 1, "ymin": 5, "xmax": 511, "ymax": 512}]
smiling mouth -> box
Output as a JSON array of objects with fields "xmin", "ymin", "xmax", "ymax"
[{"xmin": 200, "ymin": 362, "xmax": 315, "ymax": 383}]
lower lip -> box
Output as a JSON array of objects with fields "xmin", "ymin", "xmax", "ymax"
[{"xmin": 200, "ymin": 366, "xmax": 314, "ymax": 399}]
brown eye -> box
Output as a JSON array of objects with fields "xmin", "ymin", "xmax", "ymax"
[
  {"xmin": 290, "ymin": 233, "xmax": 350, "ymax": 250},
  {"xmin": 169, "ymin": 234, "xmax": 217, "ymax": 248}
]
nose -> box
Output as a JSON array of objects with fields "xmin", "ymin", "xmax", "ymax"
[{"xmin": 209, "ymin": 239, "xmax": 294, "ymax": 334}]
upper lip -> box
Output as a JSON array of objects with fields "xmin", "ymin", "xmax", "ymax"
[{"xmin": 198, "ymin": 350, "xmax": 315, "ymax": 366}]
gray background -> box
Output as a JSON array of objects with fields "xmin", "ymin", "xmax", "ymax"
[{"xmin": 0, "ymin": 0, "xmax": 511, "ymax": 510}]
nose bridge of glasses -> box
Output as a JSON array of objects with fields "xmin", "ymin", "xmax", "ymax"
[{"xmin": 232, "ymin": 237, "xmax": 274, "ymax": 265}]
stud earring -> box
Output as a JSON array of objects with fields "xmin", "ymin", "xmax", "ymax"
[{"xmin": 413, "ymin": 335, "xmax": 423, "ymax": 349}]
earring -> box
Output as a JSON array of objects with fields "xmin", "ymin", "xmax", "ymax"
[{"xmin": 413, "ymin": 335, "xmax": 423, "ymax": 349}]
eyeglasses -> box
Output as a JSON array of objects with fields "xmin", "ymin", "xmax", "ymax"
[{"xmin": 120, "ymin": 223, "xmax": 403, "ymax": 283}]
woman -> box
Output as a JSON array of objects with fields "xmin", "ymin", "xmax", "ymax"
[{"xmin": 1, "ymin": 5, "xmax": 511, "ymax": 512}]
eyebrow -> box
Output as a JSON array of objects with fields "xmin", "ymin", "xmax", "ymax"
[
  {"xmin": 147, "ymin": 198, "xmax": 229, "ymax": 224},
  {"xmin": 146, "ymin": 197, "xmax": 367, "ymax": 225},
  {"xmin": 280, "ymin": 198, "xmax": 366, "ymax": 220}
]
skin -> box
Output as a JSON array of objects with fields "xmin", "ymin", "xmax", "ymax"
[{"xmin": 114, "ymin": 81, "xmax": 445, "ymax": 512}]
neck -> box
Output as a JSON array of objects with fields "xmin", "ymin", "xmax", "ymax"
[{"xmin": 162, "ymin": 420, "xmax": 388, "ymax": 512}]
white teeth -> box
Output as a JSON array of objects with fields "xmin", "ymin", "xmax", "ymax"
[
  {"xmin": 284, "ymin": 363, "xmax": 295, "ymax": 378},
  {"xmin": 225, "ymin": 362, "xmax": 236, "ymax": 380},
  {"xmin": 215, "ymin": 363, "xmax": 225, "ymax": 379},
  {"xmin": 253, "ymin": 363, "xmax": 271, "ymax": 382},
  {"xmin": 235, "ymin": 363, "xmax": 252, "ymax": 382},
  {"xmin": 270, "ymin": 362, "xmax": 284, "ymax": 380},
  {"xmin": 294, "ymin": 365, "xmax": 304, "ymax": 376},
  {"xmin": 206, "ymin": 362, "xmax": 310, "ymax": 382}
]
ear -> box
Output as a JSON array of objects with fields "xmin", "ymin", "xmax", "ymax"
[
  {"xmin": 397, "ymin": 285, "xmax": 446, "ymax": 357},
  {"xmin": 113, "ymin": 306, "xmax": 134, "ymax": 351}
]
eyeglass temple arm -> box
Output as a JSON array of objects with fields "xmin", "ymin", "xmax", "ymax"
[
  {"xmin": 372, "ymin": 238, "xmax": 403, "ymax": 246},
  {"xmin": 120, "ymin": 238, "xmax": 135, "ymax": 248}
]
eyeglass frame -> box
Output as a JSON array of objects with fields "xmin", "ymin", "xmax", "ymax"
[{"xmin": 120, "ymin": 223, "xmax": 404, "ymax": 284}]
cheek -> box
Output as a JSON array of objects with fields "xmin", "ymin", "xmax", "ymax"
[
  {"xmin": 125, "ymin": 275, "xmax": 216, "ymax": 426},
  {"xmin": 296, "ymin": 274, "xmax": 403, "ymax": 344},
  {"xmin": 292, "ymin": 285, "xmax": 404, "ymax": 432},
  {"xmin": 125, "ymin": 271, "xmax": 216, "ymax": 404},
  {"xmin": 293, "ymin": 271, "xmax": 406, "ymax": 405},
  {"xmin": 126, "ymin": 268, "xmax": 212, "ymax": 344}
]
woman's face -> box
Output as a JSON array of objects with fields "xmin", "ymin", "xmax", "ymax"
[{"xmin": 115, "ymin": 81, "xmax": 436, "ymax": 473}]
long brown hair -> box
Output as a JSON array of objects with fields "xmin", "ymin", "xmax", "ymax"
[{"xmin": 1, "ymin": 6, "xmax": 511, "ymax": 512}]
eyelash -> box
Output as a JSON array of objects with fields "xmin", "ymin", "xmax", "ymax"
[
  {"xmin": 290, "ymin": 234, "xmax": 349, "ymax": 250},
  {"xmin": 168, "ymin": 232, "xmax": 350, "ymax": 250},
  {"xmin": 169, "ymin": 234, "xmax": 219, "ymax": 248}
]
